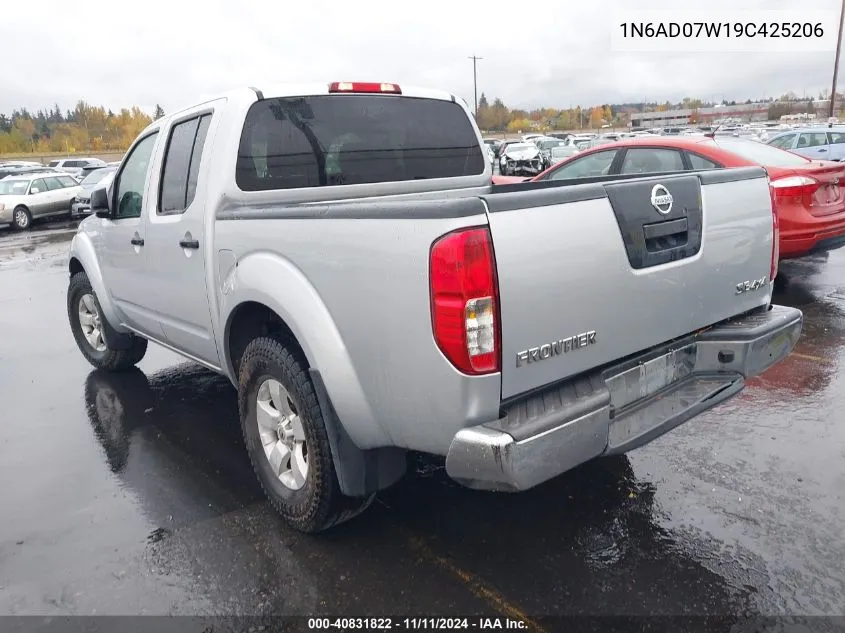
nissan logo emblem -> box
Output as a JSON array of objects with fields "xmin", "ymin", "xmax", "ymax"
[{"xmin": 650, "ymin": 184, "xmax": 673, "ymax": 215}]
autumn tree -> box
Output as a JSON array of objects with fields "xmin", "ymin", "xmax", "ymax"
[
  {"xmin": 0, "ymin": 101, "xmax": 153, "ymax": 154},
  {"xmin": 589, "ymin": 107, "xmax": 603, "ymax": 128},
  {"xmin": 506, "ymin": 118, "xmax": 533, "ymax": 133}
]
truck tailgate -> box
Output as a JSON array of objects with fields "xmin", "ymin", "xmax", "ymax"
[{"xmin": 484, "ymin": 168, "xmax": 775, "ymax": 400}]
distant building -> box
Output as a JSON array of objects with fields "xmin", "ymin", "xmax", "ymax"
[{"xmin": 631, "ymin": 100, "xmax": 835, "ymax": 127}]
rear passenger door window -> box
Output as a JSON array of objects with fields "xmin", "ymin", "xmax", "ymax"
[
  {"xmin": 542, "ymin": 150, "xmax": 618, "ymax": 181},
  {"xmin": 686, "ymin": 153, "xmax": 721, "ymax": 170},
  {"xmin": 159, "ymin": 114, "xmax": 211, "ymax": 214},
  {"xmin": 797, "ymin": 133, "xmax": 827, "ymax": 148},
  {"xmin": 619, "ymin": 148, "xmax": 684, "ymax": 175},
  {"xmin": 43, "ymin": 177, "xmax": 65, "ymax": 191}
]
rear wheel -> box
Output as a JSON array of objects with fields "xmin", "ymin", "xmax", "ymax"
[
  {"xmin": 238, "ymin": 336, "xmax": 373, "ymax": 533},
  {"xmin": 12, "ymin": 206, "xmax": 31, "ymax": 230},
  {"xmin": 68, "ymin": 271, "xmax": 148, "ymax": 371}
]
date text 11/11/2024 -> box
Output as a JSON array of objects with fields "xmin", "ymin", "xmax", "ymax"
[{"xmin": 307, "ymin": 617, "xmax": 528, "ymax": 630}]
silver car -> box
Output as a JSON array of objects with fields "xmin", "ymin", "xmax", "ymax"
[
  {"xmin": 0, "ymin": 172, "xmax": 83, "ymax": 230},
  {"xmin": 71, "ymin": 167, "xmax": 117, "ymax": 216}
]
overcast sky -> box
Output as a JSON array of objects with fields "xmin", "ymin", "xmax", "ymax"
[{"xmin": 1, "ymin": 0, "xmax": 841, "ymax": 116}]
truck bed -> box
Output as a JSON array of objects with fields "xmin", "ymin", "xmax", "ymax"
[
  {"xmin": 484, "ymin": 166, "xmax": 775, "ymax": 399},
  {"xmin": 214, "ymin": 166, "xmax": 777, "ymax": 457}
]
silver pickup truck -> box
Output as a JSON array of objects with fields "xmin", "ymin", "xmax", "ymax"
[{"xmin": 66, "ymin": 81, "xmax": 802, "ymax": 533}]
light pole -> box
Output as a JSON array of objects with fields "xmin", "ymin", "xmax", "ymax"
[
  {"xmin": 468, "ymin": 55, "xmax": 483, "ymax": 117},
  {"xmin": 829, "ymin": 0, "xmax": 845, "ymax": 119}
]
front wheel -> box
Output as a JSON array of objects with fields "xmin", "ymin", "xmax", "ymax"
[
  {"xmin": 238, "ymin": 337, "xmax": 373, "ymax": 533},
  {"xmin": 12, "ymin": 206, "xmax": 31, "ymax": 230},
  {"xmin": 68, "ymin": 271, "xmax": 148, "ymax": 371}
]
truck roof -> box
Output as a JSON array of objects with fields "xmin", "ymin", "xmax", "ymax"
[{"xmin": 160, "ymin": 83, "xmax": 463, "ymax": 126}]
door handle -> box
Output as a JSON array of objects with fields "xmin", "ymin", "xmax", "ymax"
[
  {"xmin": 130, "ymin": 237, "xmax": 145, "ymax": 246},
  {"xmin": 819, "ymin": 148, "xmax": 828, "ymax": 152},
  {"xmin": 179, "ymin": 239, "xmax": 200, "ymax": 249}
]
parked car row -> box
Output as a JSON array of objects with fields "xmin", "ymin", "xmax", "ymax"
[
  {"xmin": 493, "ymin": 134, "xmax": 845, "ymax": 263},
  {"xmin": 484, "ymin": 134, "xmax": 587, "ymax": 175},
  {"xmin": 0, "ymin": 158, "xmax": 121, "ymax": 230}
]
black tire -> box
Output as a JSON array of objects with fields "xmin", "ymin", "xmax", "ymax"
[
  {"xmin": 238, "ymin": 336, "xmax": 373, "ymax": 533},
  {"xmin": 12, "ymin": 206, "xmax": 31, "ymax": 231},
  {"xmin": 68, "ymin": 271, "xmax": 148, "ymax": 371},
  {"xmin": 68, "ymin": 201, "xmax": 75, "ymax": 220}
]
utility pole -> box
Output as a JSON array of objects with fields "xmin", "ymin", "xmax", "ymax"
[
  {"xmin": 829, "ymin": 0, "xmax": 845, "ymax": 119},
  {"xmin": 468, "ymin": 55, "xmax": 483, "ymax": 117}
]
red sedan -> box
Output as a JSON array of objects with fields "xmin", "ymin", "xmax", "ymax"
[{"xmin": 495, "ymin": 136, "xmax": 845, "ymax": 260}]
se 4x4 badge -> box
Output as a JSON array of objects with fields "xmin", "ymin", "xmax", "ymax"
[{"xmin": 736, "ymin": 276, "xmax": 768, "ymax": 294}]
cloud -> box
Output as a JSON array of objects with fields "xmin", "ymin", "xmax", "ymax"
[{"xmin": 0, "ymin": 0, "xmax": 839, "ymax": 115}]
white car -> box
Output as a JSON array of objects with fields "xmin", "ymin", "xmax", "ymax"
[{"xmin": 47, "ymin": 157, "xmax": 107, "ymax": 180}]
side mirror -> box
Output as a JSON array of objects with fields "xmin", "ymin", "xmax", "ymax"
[
  {"xmin": 30, "ymin": 187, "xmax": 40, "ymax": 194},
  {"xmin": 91, "ymin": 186, "xmax": 111, "ymax": 219}
]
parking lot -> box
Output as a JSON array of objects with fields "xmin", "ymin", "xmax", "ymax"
[{"xmin": 0, "ymin": 221, "xmax": 844, "ymax": 627}]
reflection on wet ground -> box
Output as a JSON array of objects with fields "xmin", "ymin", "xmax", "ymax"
[{"xmin": 0, "ymin": 225, "xmax": 844, "ymax": 624}]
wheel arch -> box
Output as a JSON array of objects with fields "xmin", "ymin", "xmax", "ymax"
[
  {"xmin": 217, "ymin": 250, "xmax": 393, "ymax": 439},
  {"xmin": 224, "ymin": 298, "xmax": 405, "ymax": 496},
  {"xmin": 67, "ymin": 233, "xmax": 126, "ymax": 336}
]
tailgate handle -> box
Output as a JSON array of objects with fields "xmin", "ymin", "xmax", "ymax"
[
  {"xmin": 643, "ymin": 217, "xmax": 689, "ymax": 252},
  {"xmin": 643, "ymin": 218, "xmax": 688, "ymax": 240}
]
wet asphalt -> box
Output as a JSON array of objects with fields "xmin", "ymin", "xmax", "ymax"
[{"xmin": 0, "ymin": 221, "xmax": 844, "ymax": 629}]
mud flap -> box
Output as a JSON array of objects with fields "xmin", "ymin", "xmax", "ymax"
[
  {"xmin": 99, "ymin": 309, "xmax": 134, "ymax": 350},
  {"xmin": 308, "ymin": 368, "xmax": 407, "ymax": 497}
]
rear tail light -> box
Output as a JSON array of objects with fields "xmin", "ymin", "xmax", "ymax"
[
  {"xmin": 770, "ymin": 175, "xmax": 820, "ymax": 202},
  {"xmin": 769, "ymin": 175, "xmax": 821, "ymax": 280},
  {"xmin": 328, "ymin": 81, "xmax": 402, "ymax": 94},
  {"xmin": 430, "ymin": 227, "xmax": 500, "ymax": 375},
  {"xmin": 769, "ymin": 183, "xmax": 780, "ymax": 281}
]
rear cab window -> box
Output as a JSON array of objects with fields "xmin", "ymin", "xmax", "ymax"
[
  {"xmin": 236, "ymin": 95, "xmax": 484, "ymax": 191},
  {"xmin": 48, "ymin": 160, "xmax": 60, "ymax": 168}
]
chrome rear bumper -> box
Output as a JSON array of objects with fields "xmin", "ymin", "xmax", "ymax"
[{"xmin": 445, "ymin": 304, "xmax": 803, "ymax": 492}]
